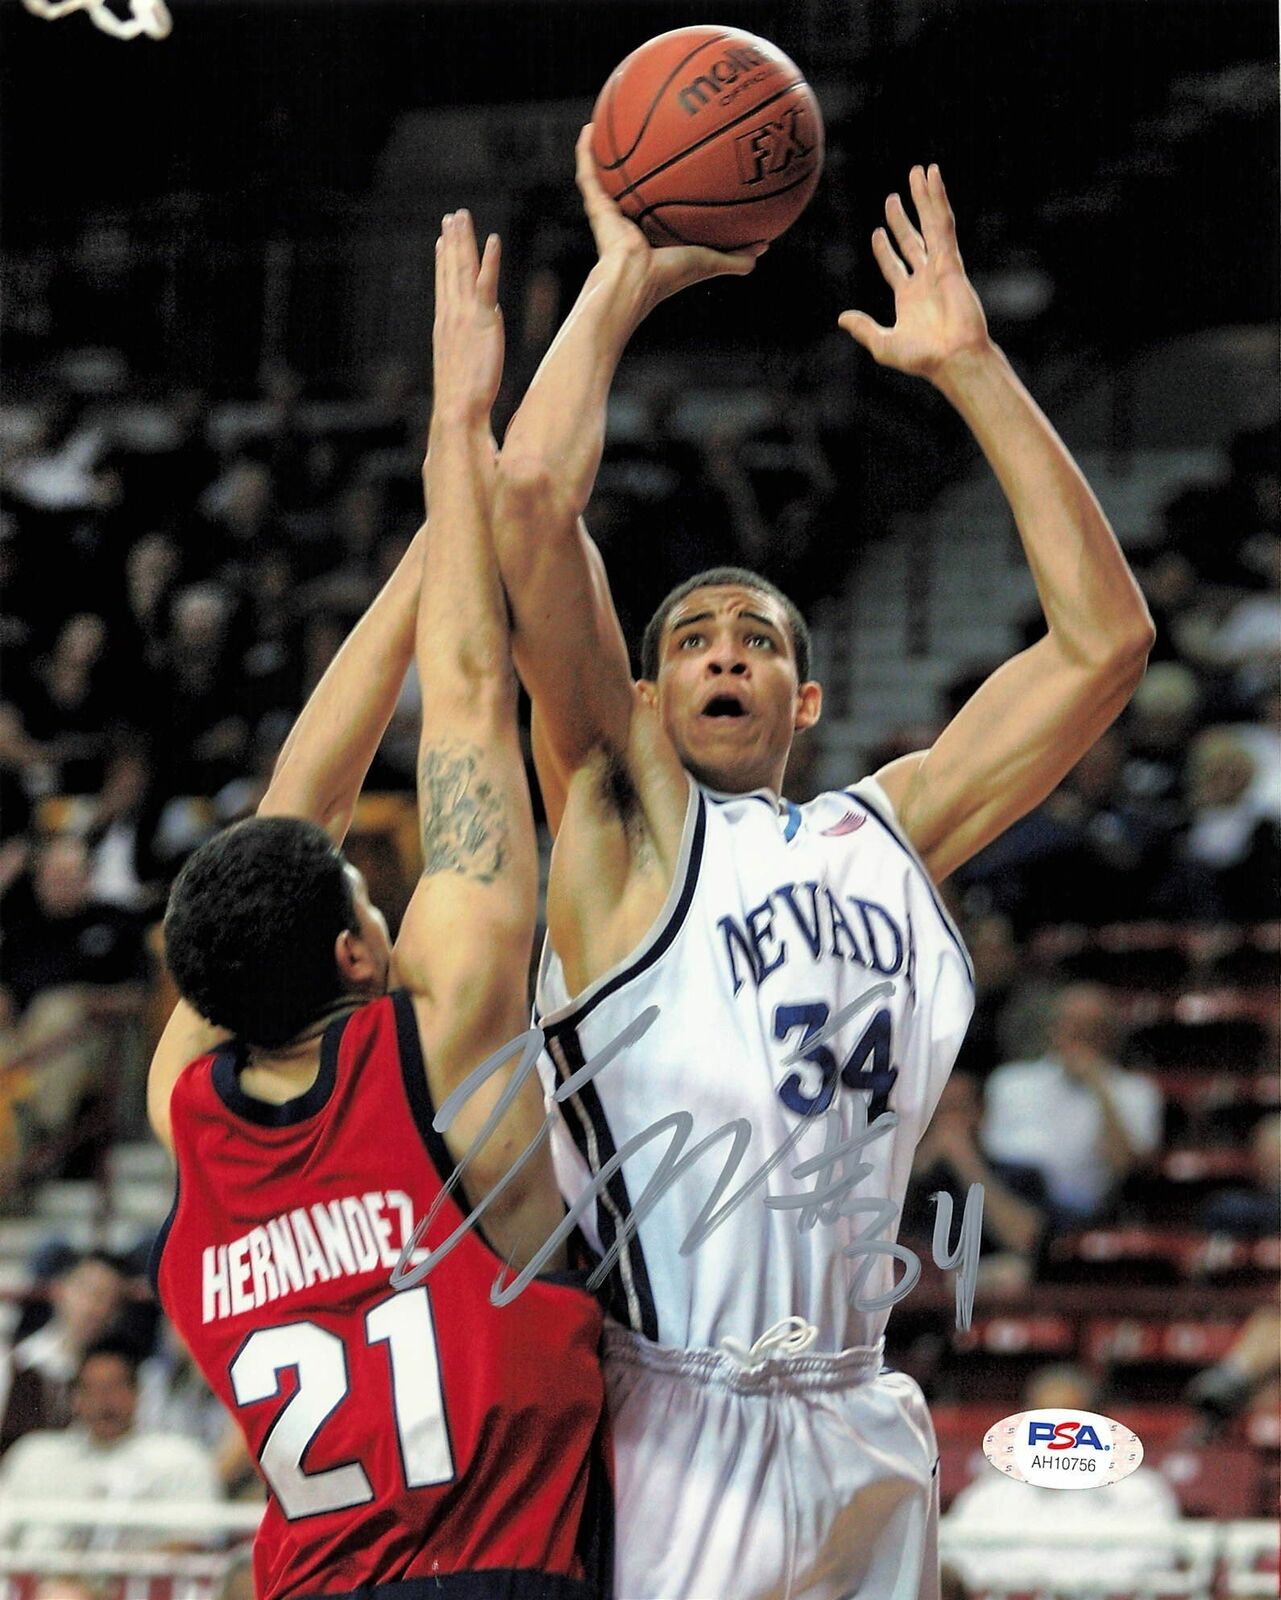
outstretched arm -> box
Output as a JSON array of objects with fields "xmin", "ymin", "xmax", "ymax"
[
  {"xmin": 843, "ymin": 166, "xmax": 1154, "ymax": 881},
  {"xmin": 394, "ymin": 213, "xmax": 535, "ymax": 1033},
  {"xmin": 495, "ymin": 127, "xmax": 760, "ymax": 824},
  {"xmin": 150, "ymin": 507, "xmax": 426, "ymax": 1148},
  {"xmin": 259, "ymin": 531, "xmax": 424, "ymax": 842},
  {"xmin": 392, "ymin": 216, "xmax": 559, "ymax": 1255}
]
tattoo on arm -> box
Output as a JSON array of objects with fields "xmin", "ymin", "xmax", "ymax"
[{"xmin": 419, "ymin": 745, "xmax": 508, "ymax": 884}]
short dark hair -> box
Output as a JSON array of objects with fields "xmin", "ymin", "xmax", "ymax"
[
  {"xmin": 164, "ymin": 816, "xmax": 358, "ymax": 1048},
  {"xmin": 76, "ymin": 1335, "xmax": 140, "ymax": 1388},
  {"xmin": 639, "ymin": 567, "xmax": 811, "ymax": 682}
]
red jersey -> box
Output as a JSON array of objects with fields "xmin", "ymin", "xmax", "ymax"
[{"xmin": 152, "ymin": 991, "xmax": 609, "ymax": 1600}]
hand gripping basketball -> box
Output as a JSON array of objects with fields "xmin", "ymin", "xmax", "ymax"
[
  {"xmin": 575, "ymin": 126, "xmax": 762, "ymax": 313},
  {"xmin": 588, "ymin": 27, "xmax": 823, "ymax": 250}
]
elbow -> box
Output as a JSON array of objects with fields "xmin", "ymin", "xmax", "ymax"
[
  {"xmin": 1083, "ymin": 608, "xmax": 1155, "ymax": 699},
  {"xmin": 494, "ymin": 455, "xmax": 580, "ymax": 550},
  {"xmin": 422, "ymin": 630, "xmax": 518, "ymax": 720},
  {"xmin": 422, "ymin": 642, "xmax": 518, "ymax": 712},
  {"xmin": 1128, "ymin": 602, "xmax": 1158, "ymax": 664},
  {"xmin": 1110, "ymin": 611, "xmax": 1157, "ymax": 692},
  {"xmin": 496, "ymin": 453, "xmax": 569, "ymax": 522}
]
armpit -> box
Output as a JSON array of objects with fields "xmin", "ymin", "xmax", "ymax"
[{"xmin": 595, "ymin": 747, "xmax": 654, "ymax": 864}]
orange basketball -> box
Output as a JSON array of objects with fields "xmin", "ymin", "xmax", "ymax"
[{"xmin": 590, "ymin": 26, "xmax": 824, "ymax": 252}]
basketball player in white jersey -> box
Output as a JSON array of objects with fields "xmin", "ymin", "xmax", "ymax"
[{"xmin": 491, "ymin": 134, "xmax": 1155, "ymax": 1600}]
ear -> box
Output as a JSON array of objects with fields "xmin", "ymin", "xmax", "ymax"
[
  {"xmin": 334, "ymin": 928, "xmax": 379, "ymax": 988},
  {"xmin": 794, "ymin": 680, "xmax": 822, "ymax": 732},
  {"xmin": 635, "ymin": 679, "xmax": 658, "ymax": 710}
]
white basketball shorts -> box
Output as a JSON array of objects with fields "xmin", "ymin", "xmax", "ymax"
[{"xmin": 603, "ymin": 1323, "xmax": 940, "ymax": 1600}]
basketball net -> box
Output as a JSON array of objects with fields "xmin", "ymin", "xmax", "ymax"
[{"xmin": 21, "ymin": 0, "xmax": 171, "ymax": 40}]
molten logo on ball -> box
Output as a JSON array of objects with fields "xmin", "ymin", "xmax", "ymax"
[
  {"xmin": 591, "ymin": 26, "xmax": 824, "ymax": 250},
  {"xmin": 735, "ymin": 107, "xmax": 815, "ymax": 186},
  {"xmin": 677, "ymin": 44, "xmax": 772, "ymax": 115}
]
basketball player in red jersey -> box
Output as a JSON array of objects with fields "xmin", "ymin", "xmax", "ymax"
[{"xmin": 147, "ymin": 215, "xmax": 610, "ymax": 1600}]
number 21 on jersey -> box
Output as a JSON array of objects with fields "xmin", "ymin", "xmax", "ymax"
[{"xmin": 229, "ymin": 1285, "xmax": 454, "ymax": 1519}]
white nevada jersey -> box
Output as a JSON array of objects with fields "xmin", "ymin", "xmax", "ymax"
[{"xmin": 535, "ymin": 775, "xmax": 975, "ymax": 1355}]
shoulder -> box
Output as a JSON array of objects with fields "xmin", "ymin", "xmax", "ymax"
[
  {"xmin": 148, "ymin": 999, "xmax": 231, "ymax": 1153},
  {"xmin": 866, "ymin": 752, "xmax": 928, "ymax": 818},
  {"xmin": 835, "ymin": 776, "xmax": 932, "ymax": 873},
  {"xmin": 336, "ymin": 990, "xmax": 404, "ymax": 1043}
]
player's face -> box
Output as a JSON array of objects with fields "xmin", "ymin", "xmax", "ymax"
[{"xmin": 651, "ymin": 585, "xmax": 820, "ymax": 794}]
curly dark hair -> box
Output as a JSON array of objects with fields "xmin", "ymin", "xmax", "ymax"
[
  {"xmin": 639, "ymin": 566, "xmax": 811, "ymax": 683},
  {"xmin": 164, "ymin": 816, "xmax": 359, "ymax": 1048}
]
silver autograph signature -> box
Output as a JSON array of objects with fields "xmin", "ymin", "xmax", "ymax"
[{"xmin": 392, "ymin": 983, "xmax": 983, "ymax": 1330}]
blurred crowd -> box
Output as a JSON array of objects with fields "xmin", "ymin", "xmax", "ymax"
[
  {"xmin": 0, "ymin": 1242, "xmax": 250, "ymax": 1565},
  {"xmin": 0, "ymin": 346, "xmax": 1276, "ymax": 1552}
]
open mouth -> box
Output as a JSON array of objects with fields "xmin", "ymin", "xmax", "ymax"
[{"xmin": 702, "ymin": 693, "xmax": 749, "ymax": 719}]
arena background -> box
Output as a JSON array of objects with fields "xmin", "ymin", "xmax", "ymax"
[{"xmin": 0, "ymin": 0, "xmax": 1277, "ymax": 1592}]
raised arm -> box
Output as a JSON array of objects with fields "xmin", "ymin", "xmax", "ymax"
[
  {"xmin": 843, "ymin": 166, "xmax": 1154, "ymax": 881},
  {"xmin": 495, "ymin": 127, "xmax": 759, "ymax": 823},
  {"xmin": 391, "ymin": 215, "xmax": 563, "ymax": 1256},
  {"xmin": 258, "ymin": 531, "xmax": 424, "ymax": 842},
  {"xmin": 150, "ymin": 508, "xmax": 426, "ymax": 1146}
]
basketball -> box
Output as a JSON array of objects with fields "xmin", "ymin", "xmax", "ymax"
[{"xmin": 590, "ymin": 26, "xmax": 824, "ymax": 252}]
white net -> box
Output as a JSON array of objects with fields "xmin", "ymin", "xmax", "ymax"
[{"xmin": 19, "ymin": 0, "xmax": 171, "ymax": 41}]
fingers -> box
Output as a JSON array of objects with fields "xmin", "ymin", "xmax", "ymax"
[
  {"xmin": 477, "ymin": 231, "xmax": 501, "ymax": 310},
  {"xmin": 433, "ymin": 214, "xmax": 453, "ymax": 324},
  {"xmin": 837, "ymin": 309, "xmax": 889, "ymax": 360},
  {"xmin": 574, "ymin": 123, "xmax": 612, "ymax": 221},
  {"xmin": 454, "ymin": 209, "xmax": 481, "ymax": 287},
  {"xmin": 912, "ymin": 163, "xmax": 959, "ymax": 258},
  {"xmin": 885, "ymin": 190, "xmax": 925, "ymax": 271},
  {"xmin": 870, "ymin": 227, "xmax": 908, "ymax": 287},
  {"xmin": 873, "ymin": 166, "xmax": 958, "ymax": 277},
  {"xmin": 435, "ymin": 210, "xmax": 501, "ymax": 306},
  {"xmin": 574, "ymin": 122, "xmax": 595, "ymax": 182},
  {"xmin": 435, "ymin": 212, "xmax": 456, "ymax": 315},
  {"xmin": 688, "ymin": 245, "xmax": 761, "ymax": 279},
  {"xmin": 442, "ymin": 210, "xmax": 480, "ymax": 304}
]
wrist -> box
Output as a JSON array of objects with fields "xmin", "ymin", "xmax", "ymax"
[
  {"xmin": 583, "ymin": 253, "xmax": 652, "ymax": 334},
  {"xmin": 927, "ymin": 338, "xmax": 1007, "ymax": 401},
  {"xmin": 428, "ymin": 406, "xmax": 492, "ymax": 440}
]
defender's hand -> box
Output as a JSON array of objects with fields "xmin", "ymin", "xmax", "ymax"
[
  {"xmin": 838, "ymin": 165, "xmax": 991, "ymax": 381},
  {"xmin": 432, "ymin": 209, "xmax": 504, "ymax": 425},
  {"xmin": 575, "ymin": 125, "xmax": 760, "ymax": 313}
]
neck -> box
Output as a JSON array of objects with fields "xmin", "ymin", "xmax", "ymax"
[
  {"xmin": 686, "ymin": 762, "xmax": 785, "ymax": 801},
  {"xmin": 241, "ymin": 1002, "xmax": 356, "ymax": 1101},
  {"xmin": 250, "ymin": 1000, "xmax": 356, "ymax": 1062}
]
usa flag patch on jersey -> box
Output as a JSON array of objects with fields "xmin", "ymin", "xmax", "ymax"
[{"xmin": 822, "ymin": 808, "xmax": 866, "ymax": 837}]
